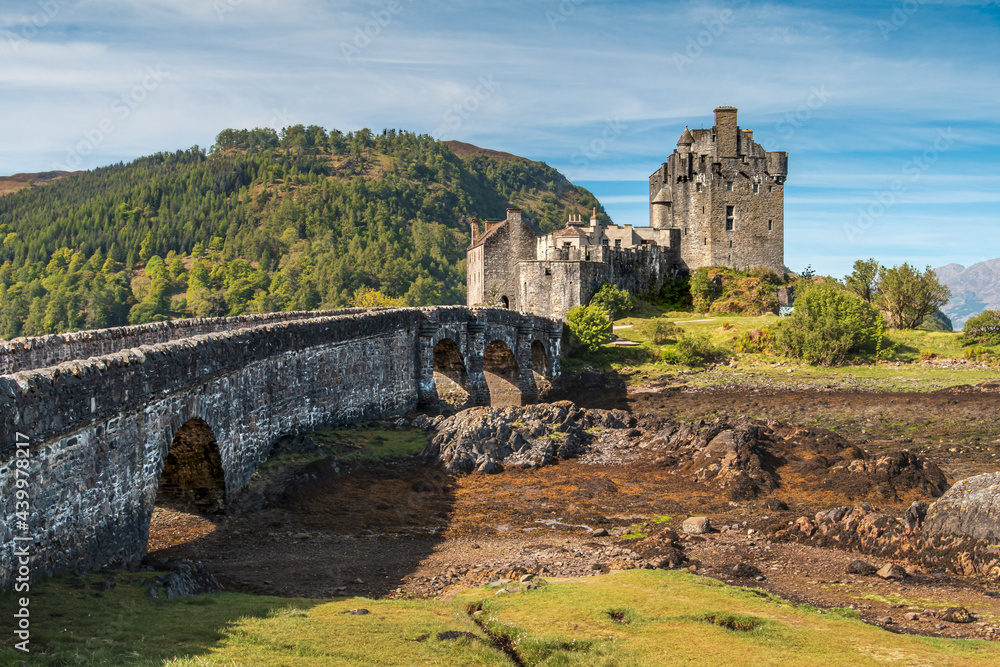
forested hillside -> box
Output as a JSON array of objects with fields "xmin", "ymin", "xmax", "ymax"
[{"xmin": 0, "ymin": 127, "xmax": 608, "ymax": 338}]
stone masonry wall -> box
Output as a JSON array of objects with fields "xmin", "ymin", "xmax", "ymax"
[
  {"xmin": 0, "ymin": 309, "xmax": 370, "ymax": 376},
  {"xmin": 0, "ymin": 306, "xmax": 560, "ymax": 589}
]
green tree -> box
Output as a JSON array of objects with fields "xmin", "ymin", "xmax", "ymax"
[
  {"xmin": 589, "ymin": 283, "xmax": 634, "ymax": 320},
  {"xmin": 566, "ymin": 304, "xmax": 611, "ymax": 352},
  {"xmin": 961, "ymin": 310, "xmax": 1000, "ymax": 347},
  {"xmin": 843, "ymin": 258, "xmax": 880, "ymax": 303},
  {"xmin": 876, "ymin": 264, "xmax": 950, "ymax": 329}
]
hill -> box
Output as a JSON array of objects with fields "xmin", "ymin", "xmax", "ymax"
[
  {"xmin": 935, "ymin": 258, "xmax": 1000, "ymax": 329},
  {"xmin": 0, "ymin": 170, "xmax": 78, "ymax": 197},
  {"xmin": 0, "ymin": 127, "xmax": 609, "ymax": 338}
]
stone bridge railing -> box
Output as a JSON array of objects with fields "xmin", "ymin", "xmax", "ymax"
[
  {"xmin": 0, "ymin": 307, "xmax": 562, "ymax": 589},
  {"xmin": 0, "ymin": 309, "xmax": 372, "ymax": 376}
]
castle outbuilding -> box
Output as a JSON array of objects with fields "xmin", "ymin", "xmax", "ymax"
[{"xmin": 466, "ymin": 107, "xmax": 787, "ymax": 319}]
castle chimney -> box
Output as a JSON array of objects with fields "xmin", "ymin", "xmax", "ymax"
[
  {"xmin": 591, "ymin": 208, "xmax": 599, "ymax": 225},
  {"xmin": 714, "ymin": 106, "xmax": 738, "ymax": 158},
  {"xmin": 470, "ymin": 219, "xmax": 478, "ymax": 245}
]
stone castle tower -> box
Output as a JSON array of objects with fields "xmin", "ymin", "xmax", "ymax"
[
  {"xmin": 467, "ymin": 106, "xmax": 788, "ymax": 319},
  {"xmin": 649, "ymin": 106, "xmax": 787, "ymax": 275}
]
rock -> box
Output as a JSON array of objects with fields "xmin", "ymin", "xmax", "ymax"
[
  {"xmin": 731, "ymin": 562, "xmax": 763, "ymax": 579},
  {"xmin": 924, "ymin": 473, "xmax": 1000, "ymax": 542},
  {"xmin": 941, "ymin": 607, "xmax": 975, "ymax": 623},
  {"xmin": 904, "ymin": 612, "xmax": 919, "ymax": 621},
  {"xmin": 682, "ymin": 517, "xmax": 711, "ymax": 535},
  {"xmin": 519, "ymin": 573, "xmax": 535, "ymax": 582},
  {"xmin": 879, "ymin": 616, "xmax": 894, "ymax": 625},
  {"xmin": 592, "ymin": 528, "xmax": 609, "ymax": 537},
  {"xmin": 903, "ymin": 500, "xmax": 929, "ymax": 531},
  {"xmin": 846, "ymin": 560, "xmax": 877, "ymax": 576},
  {"xmin": 763, "ymin": 498, "xmax": 789, "ymax": 511},
  {"xmin": 876, "ymin": 563, "xmax": 907, "ymax": 580},
  {"xmin": 341, "ymin": 609, "xmax": 370, "ymax": 615}
]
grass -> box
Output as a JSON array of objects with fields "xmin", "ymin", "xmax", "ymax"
[
  {"xmin": 308, "ymin": 424, "xmax": 431, "ymax": 462},
  {"xmin": 6, "ymin": 570, "xmax": 1000, "ymax": 665},
  {"xmin": 567, "ymin": 302, "xmax": 999, "ymax": 392},
  {"xmin": 0, "ymin": 571, "xmax": 511, "ymax": 666},
  {"xmin": 456, "ymin": 569, "xmax": 1000, "ymax": 666}
]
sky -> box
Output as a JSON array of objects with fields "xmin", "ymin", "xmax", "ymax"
[{"xmin": 2, "ymin": 0, "xmax": 998, "ymax": 277}]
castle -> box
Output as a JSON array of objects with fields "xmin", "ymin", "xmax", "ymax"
[{"xmin": 467, "ymin": 107, "xmax": 788, "ymax": 319}]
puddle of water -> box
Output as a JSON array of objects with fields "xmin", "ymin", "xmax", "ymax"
[{"xmin": 534, "ymin": 518, "xmax": 593, "ymax": 532}]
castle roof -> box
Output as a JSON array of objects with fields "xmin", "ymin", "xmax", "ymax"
[
  {"xmin": 677, "ymin": 126, "xmax": 694, "ymax": 146},
  {"xmin": 651, "ymin": 187, "xmax": 672, "ymax": 204},
  {"xmin": 551, "ymin": 226, "xmax": 591, "ymax": 238}
]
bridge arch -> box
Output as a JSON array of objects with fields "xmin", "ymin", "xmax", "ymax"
[
  {"xmin": 432, "ymin": 338, "xmax": 471, "ymax": 407},
  {"xmin": 483, "ymin": 339, "xmax": 522, "ymax": 406},
  {"xmin": 157, "ymin": 417, "xmax": 226, "ymax": 514}
]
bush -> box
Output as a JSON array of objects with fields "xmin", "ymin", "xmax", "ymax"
[
  {"xmin": 651, "ymin": 320, "xmax": 682, "ymax": 345},
  {"xmin": 964, "ymin": 345, "xmax": 991, "ymax": 361},
  {"xmin": 733, "ymin": 328, "xmax": 775, "ymax": 354},
  {"xmin": 659, "ymin": 276, "xmax": 692, "ymax": 310},
  {"xmin": 566, "ymin": 304, "xmax": 612, "ymax": 352},
  {"xmin": 961, "ymin": 310, "xmax": 1000, "ymax": 347},
  {"xmin": 589, "ymin": 283, "xmax": 634, "ymax": 319},
  {"xmin": 675, "ymin": 333, "xmax": 729, "ymax": 367},
  {"xmin": 692, "ymin": 267, "xmax": 780, "ymax": 315},
  {"xmin": 775, "ymin": 281, "xmax": 885, "ymax": 365}
]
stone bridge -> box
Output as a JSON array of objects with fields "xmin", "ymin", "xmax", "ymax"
[{"xmin": 0, "ymin": 307, "xmax": 561, "ymax": 589}]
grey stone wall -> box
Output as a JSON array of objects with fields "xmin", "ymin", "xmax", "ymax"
[
  {"xmin": 0, "ymin": 309, "xmax": 370, "ymax": 376},
  {"xmin": 518, "ymin": 243, "xmax": 681, "ymax": 320},
  {"xmin": 468, "ymin": 210, "xmax": 538, "ymax": 310},
  {"xmin": 0, "ymin": 306, "xmax": 560, "ymax": 589}
]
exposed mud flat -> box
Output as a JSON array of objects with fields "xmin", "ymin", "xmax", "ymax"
[{"xmin": 149, "ymin": 376, "xmax": 1000, "ymax": 641}]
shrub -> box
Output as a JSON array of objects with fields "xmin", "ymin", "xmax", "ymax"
[
  {"xmin": 660, "ymin": 348, "xmax": 682, "ymax": 364},
  {"xmin": 659, "ymin": 276, "xmax": 692, "ymax": 310},
  {"xmin": 675, "ymin": 333, "xmax": 729, "ymax": 367},
  {"xmin": 692, "ymin": 267, "xmax": 780, "ymax": 315},
  {"xmin": 589, "ymin": 283, "xmax": 634, "ymax": 319},
  {"xmin": 961, "ymin": 310, "xmax": 1000, "ymax": 347},
  {"xmin": 566, "ymin": 304, "xmax": 612, "ymax": 352},
  {"xmin": 733, "ymin": 328, "xmax": 775, "ymax": 354},
  {"xmin": 964, "ymin": 345, "xmax": 990, "ymax": 361},
  {"xmin": 651, "ymin": 320, "xmax": 682, "ymax": 345},
  {"xmin": 775, "ymin": 281, "xmax": 885, "ymax": 365}
]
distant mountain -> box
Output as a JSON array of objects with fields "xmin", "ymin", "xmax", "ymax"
[{"xmin": 934, "ymin": 259, "xmax": 1000, "ymax": 329}]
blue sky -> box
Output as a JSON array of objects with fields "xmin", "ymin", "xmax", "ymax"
[{"xmin": 2, "ymin": 0, "xmax": 998, "ymax": 277}]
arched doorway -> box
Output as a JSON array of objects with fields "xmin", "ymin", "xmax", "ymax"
[
  {"xmin": 483, "ymin": 340, "xmax": 521, "ymax": 406},
  {"xmin": 499, "ymin": 295, "xmax": 510, "ymax": 309},
  {"xmin": 158, "ymin": 418, "xmax": 226, "ymax": 513},
  {"xmin": 531, "ymin": 339, "xmax": 549, "ymax": 392},
  {"xmin": 433, "ymin": 338, "xmax": 470, "ymax": 406}
]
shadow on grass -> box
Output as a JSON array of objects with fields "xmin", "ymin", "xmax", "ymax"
[{"xmin": 0, "ymin": 571, "xmax": 321, "ymax": 665}]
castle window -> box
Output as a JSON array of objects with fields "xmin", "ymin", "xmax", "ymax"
[
  {"xmin": 725, "ymin": 206, "xmax": 735, "ymax": 231},
  {"xmin": 614, "ymin": 239, "xmax": 622, "ymax": 249},
  {"xmin": 602, "ymin": 238, "xmax": 609, "ymax": 246},
  {"xmin": 696, "ymin": 183, "xmax": 704, "ymax": 192},
  {"xmin": 729, "ymin": 240, "xmax": 733, "ymax": 248},
  {"xmin": 704, "ymin": 238, "xmax": 707, "ymax": 246},
  {"xmin": 545, "ymin": 268, "xmax": 552, "ymax": 276},
  {"xmin": 753, "ymin": 183, "xmax": 759, "ymax": 194},
  {"xmin": 563, "ymin": 242, "xmax": 572, "ymax": 248},
  {"xmin": 726, "ymin": 181, "xmax": 733, "ymax": 191},
  {"xmin": 768, "ymin": 220, "xmax": 773, "ymax": 231}
]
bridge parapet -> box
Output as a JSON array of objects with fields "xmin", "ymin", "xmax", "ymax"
[{"xmin": 0, "ymin": 309, "xmax": 374, "ymax": 376}]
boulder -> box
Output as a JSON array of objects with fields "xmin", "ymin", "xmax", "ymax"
[
  {"xmin": 941, "ymin": 607, "xmax": 975, "ymax": 623},
  {"xmin": 876, "ymin": 563, "xmax": 907, "ymax": 580},
  {"xmin": 846, "ymin": 559, "xmax": 877, "ymax": 576},
  {"xmin": 731, "ymin": 562, "xmax": 763, "ymax": 579},
  {"xmin": 924, "ymin": 473, "xmax": 1000, "ymax": 542},
  {"xmin": 682, "ymin": 517, "xmax": 711, "ymax": 535}
]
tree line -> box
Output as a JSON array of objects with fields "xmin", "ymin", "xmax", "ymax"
[{"xmin": 0, "ymin": 127, "xmax": 605, "ymax": 338}]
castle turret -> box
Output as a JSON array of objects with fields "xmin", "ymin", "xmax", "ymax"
[{"xmin": 677, "ymin": 126, "xmax": 694, "ymax": 154}]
